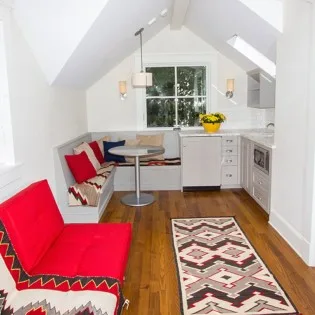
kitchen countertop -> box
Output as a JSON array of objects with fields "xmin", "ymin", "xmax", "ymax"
[{"xmin": 179, "ymin": 128, "xmax": 275, "ymax": 149}]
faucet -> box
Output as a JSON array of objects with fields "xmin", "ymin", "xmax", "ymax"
[{"xmin": 266, "ymin": 123, "xmax": 275, "ymax": 128}]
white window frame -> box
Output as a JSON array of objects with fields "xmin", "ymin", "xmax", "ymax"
[
  {"xmin": 0, "ymin": 16, "xmax": 15, "ymax": 166},
  {"xmin": 134, "ymin": 53, "xmax": 218, "ymax": 130}
]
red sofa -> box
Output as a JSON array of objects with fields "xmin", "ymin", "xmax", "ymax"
[{"xmin": 0, "ymin": 180, "xmax": 132, "ymax": 315}]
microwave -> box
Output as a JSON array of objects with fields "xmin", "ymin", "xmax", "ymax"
[{"xmin": 253, "ymin": 145, "xmax": 270, "ymax": 175}]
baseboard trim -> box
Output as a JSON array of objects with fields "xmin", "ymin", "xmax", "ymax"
[{"xmin": 269, "ymin": 209, "xmax": 313, "ymax": 265}]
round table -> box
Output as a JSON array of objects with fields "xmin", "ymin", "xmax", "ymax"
[{"xmin": 108, "ymin": 145, "xmax": 165, "ymax": 206}]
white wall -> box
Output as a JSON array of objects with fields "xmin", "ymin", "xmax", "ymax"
[
  {"xmin": 87, "ymin": 26, "xmax": 266, "ymax": 131},
  {"xmin": 13, "ymin": 0, "xmax": 109, "ymax": 85},
  {"xmin": 270, "ymin": 0, "xmax": 315, "ymax": 265},
  {"xmin": 0, "ymin": 7, "xmax": 87, "ymax": 199}
]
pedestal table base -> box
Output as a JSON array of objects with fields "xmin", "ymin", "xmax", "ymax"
[{"xmin": 121, "ymin": 193, "xmax": 155, "ymax": 207}]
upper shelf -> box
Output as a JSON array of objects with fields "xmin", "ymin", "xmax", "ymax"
[{"xmin": 247, "ymin": 69, "xmax": 276, "ymax": 109}]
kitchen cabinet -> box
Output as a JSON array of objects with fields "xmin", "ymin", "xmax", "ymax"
[
  {"xmin": 240, "ymin": 136, "xmax": 272, "ymax": 214},
  {"xmin": 240, "ymin": 137, "xmax": 253, "ymax": 193},
  {"xmin": 247, "ymin": 69, "xmax": 275, "ymax": 108},
  {"xmin": 221, "ymin": 136, "xmax": 240, "ymax": 187},
  {"xmin": 181, "ymin": 137, "xmax": 221, "ymax": 189}
]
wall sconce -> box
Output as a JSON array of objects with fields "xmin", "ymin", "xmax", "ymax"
[
  {"xmin": 119, "ymin": 81, "xmax": 127, "ymax": 100},
  {"xmin": 226, "ymin": 79, "xmax": 235, "ymax": 99}
]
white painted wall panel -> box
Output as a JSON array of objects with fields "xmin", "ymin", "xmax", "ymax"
[
  {"xmin": 87, "ymin": 27, "xmax": 267, "ymax": 132},
  {"xmin": 3, "ymin": 12, "xmax": 87, "ymax": 197},
  {"xmin": 270, "ymin": 0, "xmax": 314, "ymax": 265}
]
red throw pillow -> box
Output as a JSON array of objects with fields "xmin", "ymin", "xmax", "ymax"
[
  {"xmin": 88, "ymin": 141, "xmax": 104, "ymax": 164},
  {"xmin": 65, "ymin": 151, "xmax": 97, "ymax": 183}
]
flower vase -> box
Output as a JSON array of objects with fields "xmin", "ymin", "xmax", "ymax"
[{"xmin": 203, "ymin": 123, "xmax": 221, "ymax": 133}]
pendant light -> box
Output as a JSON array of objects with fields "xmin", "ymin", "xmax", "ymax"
[{"xmin": 132, "ymin": 28, "xmax": 153, "ymax": 87}]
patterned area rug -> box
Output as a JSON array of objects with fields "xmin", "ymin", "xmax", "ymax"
[{"xmin": 171, "ymin": 217, "xmax": 299, "ymax": 315}]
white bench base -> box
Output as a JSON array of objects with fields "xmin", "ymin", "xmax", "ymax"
[{"xmin": 114, "ymin": 165, "xmax": 181, "ymax": 191}]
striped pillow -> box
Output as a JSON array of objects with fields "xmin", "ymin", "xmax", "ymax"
[{"xmin": 73, "ymin": 142, "xmax": 100, "ymax": 171}]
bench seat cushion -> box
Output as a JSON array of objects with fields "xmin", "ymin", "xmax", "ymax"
[
  {"xmin": 117, "ymin": 157, "xmax": 181, "ymax": 167},
  {"xmin": 68, "ymin": 162, "xmax": 115, "ymax": 206},
  {"xmin": 31, "ymin": 223, "xmax": 132, "ymax": 284}
]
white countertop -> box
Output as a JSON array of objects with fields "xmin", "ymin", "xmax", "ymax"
[{"xmin": 179, "ymin": 128, "xmax": 275, "ymax": 149}]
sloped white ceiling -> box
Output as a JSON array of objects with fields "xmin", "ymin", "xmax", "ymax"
[
  {"xmin": 14, "ymin": 0, "xmax": 111, "ymax": 84},
  {"xmin": 13, "ymin": 0, "xmax": 281, "ymax": 89},
  {"xmin": 53, "ymin": 0, "xmax": 172, "ymax": 88},
  {"xmin": 184, "ymin": 0, "xmax": 281, "ymax": 73}
]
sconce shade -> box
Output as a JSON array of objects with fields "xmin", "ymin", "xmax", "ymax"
[
  {"xmin": 226, "ymin": 79, "xmax": 235, "ymax": 99},
  {"xmin": 227, "ymin": 79, "xmax": 235, "ymax": 92},
  {"xmin": 132, "ymin": 72, "xmax": 153, "ymax": 87},
  {"xmin": 119, "ymin": 81, "xmax": 127, "ymax": 94}
]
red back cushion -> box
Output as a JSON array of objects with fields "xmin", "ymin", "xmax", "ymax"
[
  {"xmin": 65, "ymin": 151, "xmax": 97, "ymax": 183},
  {"xmin": 89, "ymin": 141, "xmax": 104, "ymax": 164},
  {"xmin": 0, "ymin": 180, "xmax": 64, "ymax": 272}
]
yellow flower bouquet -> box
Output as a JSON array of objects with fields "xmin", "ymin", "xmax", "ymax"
[
  {"xmin": 199, "ymin": 112, "xmax": 227, "ymax": 124},
  {"xmin": 199, "ymin": 112, "xmax": 226, "ymax": 133}
]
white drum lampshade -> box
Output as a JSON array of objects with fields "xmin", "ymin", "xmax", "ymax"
[
  {"xmin": 132, "ymin": 72, "xmax": 153, "ymax": 87},
  {"xmin": 132, "ymin": 28, "xmax": 153, "ymax": 88}
]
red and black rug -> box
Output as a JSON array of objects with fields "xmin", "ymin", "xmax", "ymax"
[{"xmin": 171, "ymin": 217, "xmax": 299, "ymax": 315}]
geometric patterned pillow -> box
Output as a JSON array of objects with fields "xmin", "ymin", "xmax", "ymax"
[{"xmin": 73, "ymin": 142, "xmax": 101, "ymax": 171}]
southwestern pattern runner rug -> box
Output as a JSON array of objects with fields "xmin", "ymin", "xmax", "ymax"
[{"xmin": 171, "ymin": 217, "xmax": 299, "ymax": 315}]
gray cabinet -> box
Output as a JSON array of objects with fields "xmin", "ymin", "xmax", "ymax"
[
  {"xmin": 240, "ymin": 137, "xmax": 253, "ymax": 193},
  {"xmin": 247, "ymin": 69, "xmax": 275, "ymax": 108},
  {"xmin": 240, "ymin": 136, "xmax": 271, "ymax": 214}
]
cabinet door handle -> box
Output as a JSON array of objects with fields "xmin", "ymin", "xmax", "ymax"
[
  {"xmin": 226, "ymin": 150, "xmax": 233, "ymax": 153},
  {"xmin": 259, "ymin": 181, "xmax": 263, "ymax": 185},
  {"xmin": 226, "ymin": 174, "xmax": 233, "ymax": 177},
  {"xmin": 226, "ymin": 140, "xmax": 233, "ymax": 143},
  {"xmin": 258, "ymin": 197, "xmax": 262, "ymax": 201}
]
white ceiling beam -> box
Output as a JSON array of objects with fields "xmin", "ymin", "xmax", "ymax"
[{"xmin": 170, "ymin": 0, "xmax": 190, "ymax": 30}]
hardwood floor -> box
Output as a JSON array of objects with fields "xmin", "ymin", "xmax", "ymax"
[{"xmin": 101, "ymin": 189, "xmax": 315, "ymax": 315}]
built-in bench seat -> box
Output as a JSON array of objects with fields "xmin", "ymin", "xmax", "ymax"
[
  {"xmin": 68, "ymin": 162, "xmax": 116, "ymax": 206},
  {"xmin": 53, "ymin": 131, "xmax": 181, "ymax": 223}
]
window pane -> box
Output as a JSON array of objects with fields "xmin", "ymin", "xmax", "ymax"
[
  {"xmin": 146, "ymin": 67, "xmax": 175, "ymax": 97},
  {"xmin": 177, "ymin": 66, "xmax": 206, "ymax": 96},
  {"xmin": 178, "ymin": 98, "xmax": 206, "ymax": 127},
  {"xmin": 147, "ymin": 99, "xmax": 175, "ymax": 127}
]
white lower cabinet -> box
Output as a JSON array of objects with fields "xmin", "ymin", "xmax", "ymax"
[
  {"xmin": 181, "ymin": 136, "xmax": 222, "ymax": 189},
  {"xmin": 221, "ymin": 136, "xmax": 240, "ymax": 188}
]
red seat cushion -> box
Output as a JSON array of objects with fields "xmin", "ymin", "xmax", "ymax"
[
  {"xmin": 0, "ymin": 180, "xmax": 64, "ymax": 272},
  {"xmin": 31, "ymin": 223, "xmax": 132, "ymax": 283},
  {"xmin": 65, "ymin": 151, "xmax": 97, "ymax": 183},
  {"xmin": 89, "ymin": 141, "xmax": 104, "ymax": 164}
]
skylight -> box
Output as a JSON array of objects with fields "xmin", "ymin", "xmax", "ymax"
[
  {"xmin": 227, "ymin": 35, "xmax": 276, "ymax": 77},
  {"xmin": 239, "ymin": 0, "xmax": 283, "ymax": 33}
]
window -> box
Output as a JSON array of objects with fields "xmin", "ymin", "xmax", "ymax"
[
  {"xmin": 227, "ymin": 35, "xmax": 276, "ymax": 77},
  {"xmin": 145, "ymin": 66, "xmax": 207, "ymax": 128},
  {"xmin": 0, "ymin": 20, "xmax": 14, "ymax": 165}
]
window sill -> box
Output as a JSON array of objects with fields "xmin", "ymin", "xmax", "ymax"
[{"xmin": 144, "ymin": 126, "xmax": 204, "ymax": 132}]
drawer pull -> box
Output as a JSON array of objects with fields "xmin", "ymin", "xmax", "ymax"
[
  {"xmin": 226, "ymin": 140, "xmax": 233, "ymax": 143},
  {"xmin": 226, "ymin": 150, "xmax": 233, "ymax": 153},
  {"xmin": 226, "ymin": 174, "xmax": 233, "ymax": 177},
  {"xmin": 258, "ymin": 197, "xmax": 262, "ymax": 200},
  {"xmin": 227, "ymin": 159, "xmax": 233, "ymax": 163}
]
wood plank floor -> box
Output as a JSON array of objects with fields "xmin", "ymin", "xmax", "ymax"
[{"xmin": 101, "ymin": 189, "xmax": 315, "ymax": 315}]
